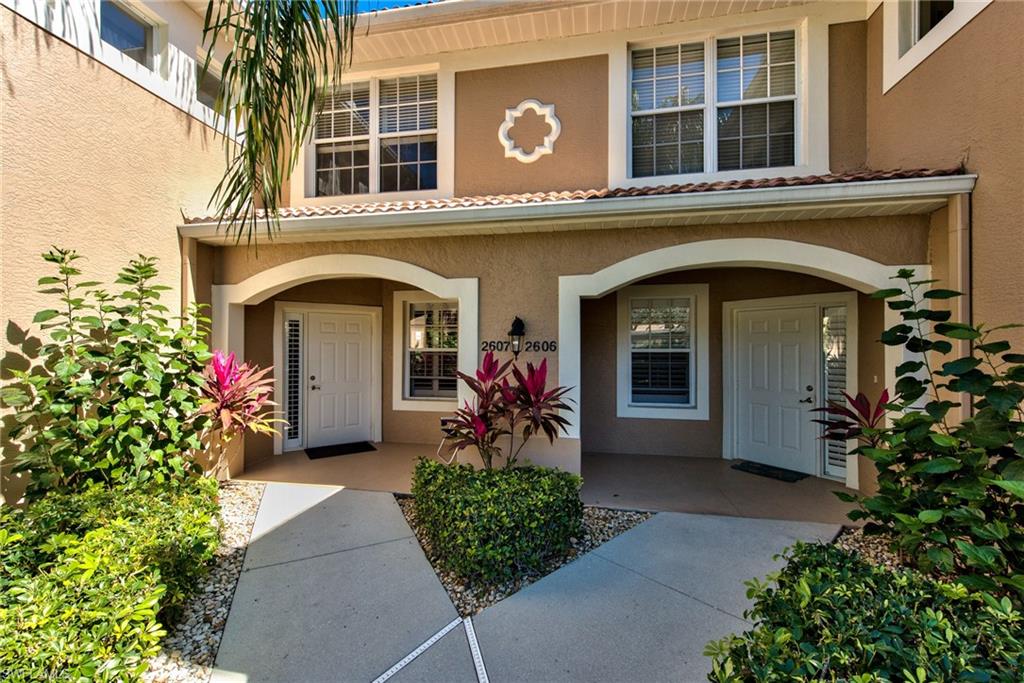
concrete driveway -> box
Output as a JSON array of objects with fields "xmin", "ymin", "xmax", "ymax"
[{"xmin": 213, "ymin": 483, "xmax": 838, "ymax": 683}]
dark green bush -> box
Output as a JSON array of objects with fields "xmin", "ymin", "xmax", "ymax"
[
  {"xmin": 705, "ymin": 543, "xmax": 1024, "ymax": 682},
  {"xmin": 0, "ymin": 479, "xmax": 220, "ymax": 681},
  {"xmin": 411, "ymin": 458, "xmax": 583, "ymax": 583}
]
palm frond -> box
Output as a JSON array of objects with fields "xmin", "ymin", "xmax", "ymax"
[{"xmin": 201, "ymin": 0, "xmax": 358, "ymax": 245}]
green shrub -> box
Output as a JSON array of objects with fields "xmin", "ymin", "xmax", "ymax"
[
  {"xmin": 705, "ymin": 543, "xmax": 1024, "ymax": 682},
  {"xmin": 0, "ymin": 480, "xmax": 219, "ymax": 682},
  {"xmin": 817, "ymin": 270, "xmax": 1024, "ymax": 596},
  {"xmin": 2, "ymin": 249, "xmax": 212, "ymax": 499},
  {"xmin": 411, "ymin": 458, "xmax": 583, "ymax": 583}
]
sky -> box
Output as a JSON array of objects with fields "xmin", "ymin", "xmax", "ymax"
[{"xmin": 357, "ymin": 0, "xmax": 436, "ymax": 11}]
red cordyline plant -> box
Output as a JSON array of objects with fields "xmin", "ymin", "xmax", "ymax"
[
  {"xmin": 200, "ymin": 350, "xmax": 281, "ymax": 477},
  {"xmin": 441, "ymin": 351, "xmax": 573, "ymax": 469},
  {"xmin": 812, "ymin": 388, "xmax": 891, "ymax": 449}
]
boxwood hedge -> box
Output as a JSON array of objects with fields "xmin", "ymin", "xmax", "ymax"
[
  {"xmin": 0, "ymin": 479, "xmax": 220, "ymax": 682},
  {"xmin": 705, "ymin": 542, "xmax": 1024, "ymax": 682},
  {"xmin": 411, "ymin": 458, "xmax": 583, "ymax": 583}
]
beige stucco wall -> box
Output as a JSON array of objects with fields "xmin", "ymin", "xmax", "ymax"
[
  {"xmin": 828, "ymin": 20, "xmax": 868, "ymax": 172},
  {"xmin": 454, "ymin": 55, "xmax": 608, "ymax": 196},
  {"xmin": 865, "ymin": 3, "xmax": 1024, "ymax": 340},
  {"xmin": 0, "ymin": 8, "xmax": 227, "ymax": 503},
  {"xmin": 579, "ymin": 267, "xmax": 884, "ymax": 459}
]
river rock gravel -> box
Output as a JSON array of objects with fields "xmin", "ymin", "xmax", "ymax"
[
  {"xmin": 143, "ymin": 480, "xmax": 265, "ymax": 683},
  {"xmin": 397, "ymin": 495, "xmax": 653, "ymax": 616},
  {"xmin": 834, "ymin": 525, "xmax": 903, "ymax": 570}
]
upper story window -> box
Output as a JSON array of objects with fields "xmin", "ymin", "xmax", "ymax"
[
  {"xmin": 100, "ymin": 1, "xmax": 154, "ymax": 69},
  {"xmin": 901, "ymin": 1, "xmax": 955, "ymax": 53},
  {"xmin": 629, "ymin": 30, "xmax": 797, "ymax": 178},
  {"xmin": 196, "ymin": 63, "xmax": 224, "ymax": 113},
  {"xmin": 314, "ymin": 74, "xmax": 438, "ymax": 197}
]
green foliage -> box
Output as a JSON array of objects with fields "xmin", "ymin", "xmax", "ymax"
[
  {"xmin": 3, "ymin": 248, "xmax": 212, "ymax": 499},
  {"xmin": 411, "ymin": 458, "xmax": 583, "ymax": 583},
  {"xmin": 837, "ymin": 270, "xmax": 1024, "ymax": 595},
  {"xmin": 0, "ymin": 480, "xmax": 220, "ymax": 682},
  {"xmin": 201, "ymin": 1, "xmax": 358, "ymax": 243},
  {"xmin": 705, "ymin": 543, "xmax": 1024, "ymax": 682}
]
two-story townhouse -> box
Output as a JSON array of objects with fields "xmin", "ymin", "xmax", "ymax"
[{"xmin": 5, "ymin": 1, "xmax": 1021, "ymax": 507}]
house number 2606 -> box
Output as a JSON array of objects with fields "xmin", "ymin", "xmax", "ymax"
[{"xmin": 480, "ymin": 340, "xmax": 557, "ymax": 352}]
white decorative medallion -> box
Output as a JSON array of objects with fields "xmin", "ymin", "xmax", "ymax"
[{"xmin": 498, "ymin": 99, "xmax": 562, "ymax": 164}]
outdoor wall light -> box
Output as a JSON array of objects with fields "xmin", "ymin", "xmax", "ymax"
[{"xmin": 507, "ymin": 316, "xmax": 526, "ymax": 359}]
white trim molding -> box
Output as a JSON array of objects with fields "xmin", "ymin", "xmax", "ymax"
[
  {"xmin": 616, "ymin": 284, "xmax": 710, "ymax": 421},
  {"xmin": 272, "ymin": 302, "xmax": 383, "ymax": 455},
  {"xmin": 498, "ymin": 99, "xmax": 562, "ymax": 164},
  {"xmin": 392, "ymin": 290, "xmax": 460, "ymax": 413},
  {"xmin": 558, "ymin": 237, "xmax": 929, "ymax": 446},
  {"xmin": 882, "ymin": 0, "xmax": 993, "ymax": 93},
  {"xmin": 212, "ymin": 254, "xmax": 479, "ymax": 412},
  {"xmin": 722, "ymin": 291, "xmax": 860, "ymax": 490}
]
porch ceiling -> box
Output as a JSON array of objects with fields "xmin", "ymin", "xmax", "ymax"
[{"xmin": 180, "ymin": 169, "xmax": 975, "ymax": 245}]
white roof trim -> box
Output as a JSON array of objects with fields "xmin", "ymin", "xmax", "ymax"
[{"xmin": 179, "ymin": 174, "xmax": 976, "ymax": 244}]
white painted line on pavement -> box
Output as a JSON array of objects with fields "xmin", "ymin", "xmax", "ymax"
[
  {"xmin": 463, "ymin": 617, "xmax": 489, "ymax": 683},
  {"xmin": 371, "ymin": 617, "xmax": 463, "ymax": 683}
]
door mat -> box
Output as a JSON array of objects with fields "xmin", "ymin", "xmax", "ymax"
[
  {"xmin": 306, "ymin": 441, "xmax": 377, "ymax": 460},
  {"xmin": 731, "ymin": 460, "xmax": 809, "ymax": 483}
]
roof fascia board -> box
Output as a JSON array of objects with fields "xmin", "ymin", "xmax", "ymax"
[{"xmin": 180, "ymin": 174, "xmax": 976, "ymax": 239}]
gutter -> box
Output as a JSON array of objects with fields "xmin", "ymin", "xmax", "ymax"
[{"xmin": 179, "ymin": 174, "xmax": 977, "ymax": 241}]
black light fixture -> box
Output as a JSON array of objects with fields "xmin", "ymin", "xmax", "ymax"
[{"xmin": 507, "ymin": 316, "xmax": 526, "ymax": 359}]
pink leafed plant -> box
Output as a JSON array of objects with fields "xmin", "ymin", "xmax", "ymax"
[
  {"xmin": 812, "ymin": 389, "xmax": 891, "ymax": 447},
  {"xmin": 200, "ymin": 350, "xmax": 281, "ymax": 476},
  {"xmin": 442, "ymin": 351, "xmax": 573, "ymax": 469}
]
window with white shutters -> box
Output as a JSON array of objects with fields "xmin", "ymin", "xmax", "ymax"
[
  {"xmin": 629, "ymin": 29, "xmax": 797, "ymax": 178},
  {"xmin": 313, "ymin": 74, "xmax": 437, "ymax": 197},
  {"xmin": 822, "ymin": 305, "xmax": 848, "ymax": 479}
]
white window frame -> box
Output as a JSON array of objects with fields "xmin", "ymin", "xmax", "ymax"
[
  {"xmin": 883, "ymin": 0, "xmax": 992, "ymax": 93},
  {"xmin": 307, "ymin": 70, "xmax": 439, "ymax": 200},
  {"xmin": 99, "ymin": 0, "xmax": 163, "ymax": 73},
  {"xmin": 616, "ymin": 284, "xmax": 710, "ymax": 421},
  {"xmin": 392, "ymin": 290, "xmax": 459, "ymax": 413},
  {"xmin": 627, "ymin": 24, "xmax": 803, "ymax": 181}
]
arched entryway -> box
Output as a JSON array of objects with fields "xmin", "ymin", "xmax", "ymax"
[{"xmin": 559, "ymin": 238, "xmax": 927, "ymax": 492}]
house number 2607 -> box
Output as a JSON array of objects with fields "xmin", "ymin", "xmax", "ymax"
[{"xmin": 480, "ymin": 340, "xmax": 557, "ymax": 352}]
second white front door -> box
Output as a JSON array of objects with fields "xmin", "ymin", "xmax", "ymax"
[
  {"xmin": 735, "ymin": 305, "xmax": 819, "ymax": 475},
  {"xmin": 306, "ymin": 311, "xmax": 374, "ymax": 448}
]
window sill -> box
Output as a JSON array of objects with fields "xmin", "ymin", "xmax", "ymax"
[
  {"xmin": 298, "ymin": 188, "xmax": 447, "ymax": 207},
  {"xmin": 393, "ymin": 397, "xmax": 457, "ymax": 413},
  {"xmin": 616, "ymin": 403, "xmax": 710, "ymax": 421}
]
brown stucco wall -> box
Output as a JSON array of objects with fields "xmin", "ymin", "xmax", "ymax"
[
  {"xmin": 454, "ymin": 55, "xmax": 608, "ymax": 196},
  {"xmin": 215, "ymin": 216, "xmax": 929, "ymax": 391},
  {"xmin": 1, "ymin": 8, "xmax": 226, "ymax": 503},
  {"xmin": 579, "ymin": 268, "xmax": 884, "ymax": 459},
  {"xmin": 241, "ymin": 278, "xmax": 449, "ymax": 464},
  {"xmin": 865, "ymin": 3, "xmax": 1024, "ymax": 338},
  {"xmin": 829, "ymin": 20, "xmax": 868, "ymax": 172}
]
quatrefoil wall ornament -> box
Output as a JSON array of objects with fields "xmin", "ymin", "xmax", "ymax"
[{"xmin": 497, "ymin": 99, "xmax": 562, "ymax": 164}]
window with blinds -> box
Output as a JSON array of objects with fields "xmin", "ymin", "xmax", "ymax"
[
  {"xmin": 406, "ymin": 301, "xmax": 458, "ymax": 399},
  {"xmin": 628, "ymin": 29, "xmax": 797, "ymax": 178},
  {"xmin": 630, "ymin": 42, "xmax": 705, "ymax": 176},
  {"xmin": 822, "ymin": 305, "xmax": 848, "ymax": 479},
  {"xmin": 628, "ymin": 297, "xmax": 693, "ymax": 405},
  {"xmin": 716, "ymin": 31, "xmax": 796, "ymax": 170},
  {"xmin": 313, "ymin": 74, "xmax": 437, "ymax": 197}
]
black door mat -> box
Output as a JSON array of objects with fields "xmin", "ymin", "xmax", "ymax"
[
  {"xmin": 731, "ymin": 460, "xmax": 809, "ymax": 483},
  {"xmin": 305, "ymin": 441, "xmax": 377, "ymax": 460}
]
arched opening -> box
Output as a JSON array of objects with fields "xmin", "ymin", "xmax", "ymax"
[
  {"xmin": 211, "ymin": 255, "xmax": 478, "ymax": 479},
  {"xmin": 559, "ymin": 238, "xmax": 926, "ymax": 499}
]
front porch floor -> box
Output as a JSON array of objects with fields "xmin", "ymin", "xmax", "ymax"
[
  {"xmin": 582, "ymin": 452, "xmax": 857, "ymax": 525},
  {"xmin": 238, "ymin": 444, "xmax": 857, "ymax": 525}
]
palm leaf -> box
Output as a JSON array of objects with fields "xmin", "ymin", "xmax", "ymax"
[{"xmin": 201, "ymin": 0, "xmax": 358, "ymax": 245}]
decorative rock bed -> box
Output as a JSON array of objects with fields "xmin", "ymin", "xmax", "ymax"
[
  {"xmin": 143, "ymin": 480, "xmax": 265, "ymax": 683},
  {"xmin": 396, "ymin": 495, "xmax": 653, "ymax": 616},
  {"xmin": 834, "ymin": 526, "xmax": 902, "ymax": 570}
]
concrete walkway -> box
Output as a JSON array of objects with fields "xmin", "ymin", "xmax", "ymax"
[{"xmin": 213, "ymin": 483, "xmax": 839, "ymax": 682}]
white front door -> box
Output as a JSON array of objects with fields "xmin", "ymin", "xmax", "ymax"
[
  {"xmin": 735, "ymin": 305, "xmax": 819, "ymax": 475},
  {"xmin": 306, "ymin": 311, "xmax": 373, "ymax": 448}
]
